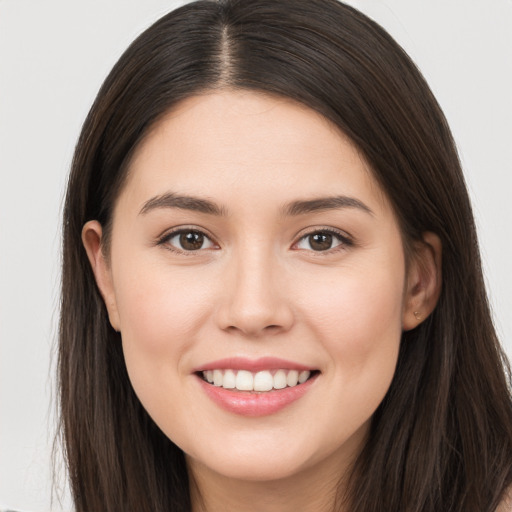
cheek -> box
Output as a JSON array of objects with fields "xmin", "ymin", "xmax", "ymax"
[
  {"xmin": 294, "ymin": 261, "xmax": 404, "ymax": 448},
  {"xmin": 111, "ymin": 256, "xmax": 218, "ymax": 416},
  {"xmin": 114, "ymin": 259, "xmax": 211, "ymax": 355},
  {"xmin": 112, "ymin": 259, "xmax": 217, "ymax": 428},
  {"xmin": 300, "ymin": 255, "xmax": 405, "ymax": 379}
]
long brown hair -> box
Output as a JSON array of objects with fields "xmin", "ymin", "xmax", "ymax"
[{"xmin": 59, "ymin": 1, "xmax": 512, "ymax": 510}]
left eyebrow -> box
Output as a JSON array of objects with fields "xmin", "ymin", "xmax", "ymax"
[
  {"xmin": 282, "ymin": 196, "xmax": 374, "ymax": 217},
  {"xmin": 139, "ymin": 192, "xmax": 227, "ymax": 216}
]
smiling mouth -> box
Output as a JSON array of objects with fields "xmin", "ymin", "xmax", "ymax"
[{"xmin": 198, "ymin": 369, "xmax": 319, "ymax": 392}]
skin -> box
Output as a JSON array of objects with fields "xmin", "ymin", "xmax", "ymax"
[{"xmin": 83, "ymin": 90, "xmax": 442, "ymax": 512}]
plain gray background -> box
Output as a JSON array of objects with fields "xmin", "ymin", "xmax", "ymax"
[{"xmin": 1, "ymin": 1, "xmax": 511, "ymax": 510}]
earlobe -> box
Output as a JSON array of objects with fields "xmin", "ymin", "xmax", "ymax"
[
  {"xmin": 82, "ymin": 221, "xmax": 121, "ymax": 331},
  {"xmin": 402, "ymin": 232, "xmax": 442, "ymax": 331}
]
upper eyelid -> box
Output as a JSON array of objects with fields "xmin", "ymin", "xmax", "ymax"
[
  {"xmin": 157, "ymin": 225, "xmax": 217, "ymax": 243},
  {"xmin": 293, "ymin": 226, "xmax": 352, "ymax": 242}
]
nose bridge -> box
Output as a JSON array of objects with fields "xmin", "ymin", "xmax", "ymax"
[{"xmin": 216, "ymin": 239, "xmax": 293, "ymax": 336}]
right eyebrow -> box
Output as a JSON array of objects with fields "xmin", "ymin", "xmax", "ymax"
[
  {"xmin": 139, "ymin": 192, "xmax": 228, "ymax": 216},
  {"xmin": 282, "ymin": 195, "xmax": 374, "ymax": 217}
]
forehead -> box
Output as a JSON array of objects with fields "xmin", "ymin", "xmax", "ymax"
[{"xmin": 118, "ymin": 90, "xmax": 391, "ymax": 218}]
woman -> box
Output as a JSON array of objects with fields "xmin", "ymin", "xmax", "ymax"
[{"xmin": 59, "ymin": 0, "xmax": 512, "ymax": 510}]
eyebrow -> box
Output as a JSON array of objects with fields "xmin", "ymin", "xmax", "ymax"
[
  {"xmin": 283, "ymin": 196, "xmax": 374, "ymax": 217},
  {"xmin": 139, "ymin": 192, "xmax": 373, "ymax": 217},
  {"xmin": 140, "ymin": 193, "xmax": 227, "ymax": 216}
]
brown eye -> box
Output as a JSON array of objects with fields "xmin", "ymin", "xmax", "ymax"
[
  {"xmin": 309, "ymin": 233, "xmax": 333, "ymax": 251},
  {"xmin": 164, "ymin": 230, "xmax": 215, "ymax": 252},
  {"xmin": 180, "ymin": 231, "xmax": 205, "ymax": 250},
  {"xmin": 295, "ymin": 230, "xmax": 349, "ymax": 252}
]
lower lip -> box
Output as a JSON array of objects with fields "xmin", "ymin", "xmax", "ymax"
[{"xmin": 197, "ymin": 373, "xmax": 318, "ymax": 417}]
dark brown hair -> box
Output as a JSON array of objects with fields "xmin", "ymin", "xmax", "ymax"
[{"xmin": 59, "ymin": 1, "xmax": 512, "ymax": 510}]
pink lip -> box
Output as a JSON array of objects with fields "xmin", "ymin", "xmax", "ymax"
[
  {"xmin": 196, "ymin": 372, "xmax": 319, "ymax": 417},
  {"xmin": 194, "ymin": 357, "xmax": 314, "ymax": 373}
]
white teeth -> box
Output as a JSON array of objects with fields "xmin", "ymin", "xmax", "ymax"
[
  {"xmin": 201, "ymin": 368, "xmax": 313, "ymax": 391},
  {"xmin": 222, "ymin": 369, "xmax": 236, "ymax": 389},
  {"xmin": 254, "ymin": 371, "xmax": 273, "ymax": 391},
  {"xmin": 273, "ymin": 369, "xmax": 287, "ymax": 389},
  {"xmin": 213, "ymin": 369, "xmax": 223, "ymax": 387},
  {"xmin": 236, "ymin": 370, "xmax": 254, "ymax": 391},
  {"xmin": 286, "ymin": 370, "xmax": 299, "ymax": 387},
  {"xmin": 298, "ymin": 370, "xmax": 310, "ymax": 384}
]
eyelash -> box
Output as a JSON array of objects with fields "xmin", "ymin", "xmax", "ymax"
[
  {"xmin": 156, "ymin": 227, "xmax": 353, "ymax": 255},
  {"xmin": 157, "ymin": 227, "xmax": 218, "ymax": 255},
  {"xmin": 293, "ymin": 228, "xmax": 353, "ymax": 254}
]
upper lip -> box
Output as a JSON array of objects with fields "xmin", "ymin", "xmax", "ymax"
[{"xmin": 193, "ymin": 357, "xmax": 316, "ymax": 373}]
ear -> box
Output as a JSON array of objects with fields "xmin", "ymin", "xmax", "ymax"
[
  {"xmin": 82, "ymin": 220, "xmax": 121, "ymax": 331},
  {"xmin": 402, "ymin": 231, "xmax": 442, "ymax": 330}
]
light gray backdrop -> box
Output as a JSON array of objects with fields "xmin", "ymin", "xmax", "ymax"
[{"xmin": 1, "ymin": 1, "xmax": 511, "ymax": 510}]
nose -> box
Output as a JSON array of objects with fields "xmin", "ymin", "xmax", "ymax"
[{"xmin": 214, "ymin": 247, "xmax": 295, "ymax": 337}]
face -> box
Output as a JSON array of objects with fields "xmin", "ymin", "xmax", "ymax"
[{"xmin": 84, "ymin": 90, "xmax": 433, "ymax": 487}]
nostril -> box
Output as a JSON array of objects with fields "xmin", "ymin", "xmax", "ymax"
[{"xmin": 224, "ymin": 323, "xmax": 286, "ymax": 337}]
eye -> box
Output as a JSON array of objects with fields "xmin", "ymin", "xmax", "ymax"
[
  {"xmin": 160, "ymin": 229, "xmax": 216, "ymax": 252},
  {"xmin": 294, "ymin": 229, "xmax": 351, "ymax": 252}
]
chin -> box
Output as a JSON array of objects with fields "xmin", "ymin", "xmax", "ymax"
[{"xmin": 188, "ymin": 451, "xmax": 315, "ymax": 483}]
